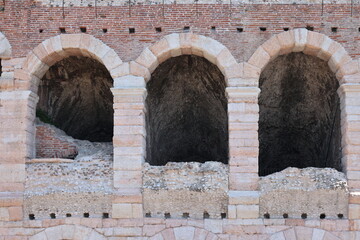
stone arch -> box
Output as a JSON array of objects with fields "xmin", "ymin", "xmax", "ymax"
[
  {"xmin": 29, "ymin": 224, "xmax": 106, "ymax": 240},
  {"xmin": 20, "ymin": 33, "xmax": 122, "ymax": 92},
  {"xmin": 269, "ymin": 226, "xmax": 340, "ymax": 240},
  {"xmin": 245, "ymin": 29, "xmax": 358, "ymax": 85},
  {"xmin": 150, "ymin": 226, "xmax": 219, "ymax": 240},
  {"xmin": 112, "ymin": 33, "xmax": 239, "ymax": 88},
  {"xmin": 0, "ymin": 32, "xmax": 11, "ymax": 59}
]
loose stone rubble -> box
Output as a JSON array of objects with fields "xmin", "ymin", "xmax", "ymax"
[
  {"xmin": 260, "ymin": 167, "xmax": 349, "ymax": 219},
  {"xmin": 143, "ymin": 161, "xmax": 228, "ymax": 219},
  {"xmin": 25, "ymin": 122, "xmax": 113, "ymax": 219}
]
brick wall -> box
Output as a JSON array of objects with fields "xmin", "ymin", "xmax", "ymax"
[
  {"xmin": 1, "ymin": 2, "xmax": 360, "ymax": 62},
  {"xmin": 35, "ymin": 124, "xmax": 78, "ymax": 159}
]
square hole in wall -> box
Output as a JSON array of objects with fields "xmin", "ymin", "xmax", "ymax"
[
  {"xmin": 80, "ymin": 27, "xmax": 87, "ymax": 33},
  {"xmin": 237, "ymin": 27, "xmax": 243, "ymax": 32},
  {"xmin": 183, "ymin": 26, "xmax": 190, "ymax": 32},
  {"xmin": 129, "ymin": 28, "xmax": 135, "ymax": 34},
  {"xmin": 156, "ymin": 27, "xmax": 162, "ymax": 33},
  {"xmin": 59, "ymin": 27, "xmax": 66, "ymax": 33}
]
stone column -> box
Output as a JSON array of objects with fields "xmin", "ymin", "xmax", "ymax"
[
  {"xmin": 226, "ymin": 87, "xmax": 260, "ymax": 219},
  {"xmin": 111, "ymin": 84, "xmax": 146, "ymax": 219},
  {"xmin": 338, "ymin": 84, "xmax": 360, "ymax": 222},
  {"xmin": 0, "ymin": 90, "xmax": 37, "ymax": 221}
]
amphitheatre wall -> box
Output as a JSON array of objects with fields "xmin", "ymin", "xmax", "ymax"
[{"xmin": 1, "ymin": 0, "xmax": 360, "ymax": 239}]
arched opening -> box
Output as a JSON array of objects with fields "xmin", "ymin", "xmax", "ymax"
[
  {"xmin": 145, "ymin": 55, "xmax": 228, "ymax": 165},
  {"xmin": 37, "ymin": 56, "xmax": 114, "ymax": 143},
  {"xmin": 258, "ymin": 52, "xmax": 341, "ymax": 176},
  {"xmin": 26, "ymin": 56, "xmax": 114, "ymax": 219}
]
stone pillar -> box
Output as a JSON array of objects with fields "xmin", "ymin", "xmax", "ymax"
[
  {"xmin": 338, "ymin": 84, "xmax": 360, "ymax": 222},
  {"xmin": 226, "ymin": 87, "xmax": 260, "ymax": 219},
  {"xmin": 0, "ymin": 90, "xmax": 37, "ymax": 221},
  {"xmin": 111, "ymin": 84, "xmax": 146, "ymax": 219}
]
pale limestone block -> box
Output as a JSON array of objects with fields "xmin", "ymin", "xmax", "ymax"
[
  {"xmin": 236, "ymin": 205, "xmax": 259, "ymax": 219},
  {"xmin": 293, "ymin": 28, "xmax": 308, "ymax": 52},
  {"xmin": 261, "ymin": 36, "xmax": 281, "ymax": 59},
  {"xmin": 322, "ymin": 232, "xmax": 341, "ymax": 240},
  {"xmin": 49, "ymin": 35, "xmax": 65, "ymax": 57},
  {"xmin": 114, "ymin": 170, "xmax": 142, "ymax": 189},
  {"xmin": 29, "ymin": 231, "xmax": 47, "ymax": 240},
  {"xmin": 216, "ymin": 48, "xmax": 237, "ymax": 76},
  {"xmin": 189, "ymin": 34, "xmax": 207, "ymax": 58},
  {"xmin": 346, "ymin": 132, "xmax": 360, "ymax": 145},
  {"xmin": 132, "ymin": 203, "xmax": 143, "ymax": 218},
  {"xmin": 348, "ymin": 171, "xmax": 360, "ymax": 180},
  {"xmin": 0, "ymin": 164, "xmax": 25, "ymax": 183},
  {"xmin": 312, "ymin": 229, "xmax": 325, "ymax": 240},
  {"xmin": 44, "ymin": 226, "xmax": 63, "ymax": 240},
  {"xmin": 165, "ymin": 33, "xmax": 181, "ymax": 57},
  {"xmin": 317, "ymin": 37, "xmax": 340, "ymax": 61},
  {"xmin": 174, "ymin": 226, "xmax": 195, "ymax": 240},
  {"xmin": 113, "ymin": 75, "xmax": 146, "ymax": 88},
  {"xmin": 224, "ymin": 63, "xmax": 242, "ymax": 80},
  {"xmin": 61, "ymin": 225, "xmax": 75, "ymax": 239},
  {"xmin": 350, "ymin": 191, "xmax": 360, "ymax": 204},
  {"xmin": 113, "ymin": 227, "xmax": 142, "ymax": 236},
  {"xmin": 349, "ymin": 204, "xmax": 360, "ymax": 219},
  {"xmin": 8, "ymin": 206, "xmax": 22, "ymax": 221},
  {"xmin": 243, "ymin": 62, "xmax": 261, "ymax": 79},
  {"xmin": 295, "ymin": 226, "xmax": 313, "ymax": 240},
  {"xmin": 143, "ymin": 224, "xmax": 166, "ymax": 237},
  {"xmin": 229, "ymin": 172, "xmax": 258, "ymax": 191},
  {"xmin": 23, "ymin": 53, "xmax": 49, "ymax": 79},
  {"xmin": 192, "ymin": 47, "xmax": 204, "ymax": 57},
  {"xmin": 336, "ymin": 59, "xmax": 358, "ymax": 79},
  {"xmin": 79, "ymin": 34, "xmax": 92, "ymax": 52},
  {"xmin": 228, "ymin": 191, "xmax": 259, "ymax": 205},
  {"xmin": 0, "ymin": 207, "xmax": 9, "ymax": 221},
  {"xmin": 113, "ymin": 134, "xmax": 145, "ymax": 148},
  {"xmin": 179, "ymin": 33, "xmax": 192, "ymax": 52},
  {"xmin": 60, "ymin": 34, "xmax": 81, "ymax": 50},
  {"xmin": 113, "ymin": 146, "xmax": 144, "ymax": 156},
  {"xmin": 136, "ymin": 47, "xmax": 159, "ymax": 74},
  {"xmin": 102, "ymin": 48, "xmax": 122, "ymax": 71},
  {"xmin": 228, "ymin": 102, "xmax": 246, "ymax": 113},
  {"xmin": 111, "ymin": 62, "xmax": 130, "ymax": 78},
  {"xmin": 114, "ymin": 115, "xmax": 145, "ymax": 126},
  {"xmin": 130, "ymin": 61, "xmax": 151, "ymax": 81},
  {"xmin": 204, "ymin": 219, "xmax": 223, "ymax": 234},
  {"xmin": 161, "ymin": 228, "xmax": 176, "ymax": 240},
  {"xmin": 149, "ymin": 234, "xmax": 164, "ymax": 240},
  {"xmin": 32, "ymin": 43, "xmax": 54, "ymax": 66},
  {"xmin": 73, "ymin": 225, "xmax": 92, "ymax": 240},
  {"xmin": 201, "ymin": 37, "xmax": 225, "ymax": 64},
  {"xmin": 87, "ymin": 37, "xmax": 110, "ymax": 63},
  {"xmin": 228, "ymin": 113, "xmax": 259, "ymax": 123},
  {"xmin": 270, "ymin": 232, "xmax": 285, "ymax": 240},
  {"xmin": 228, "ymin": 205, "xmax": 237, "ymax": 219},
  {"xmin": 283, "ymin": 228, "xmax": 296, "ymax": 240},
  {"xmin": 112, "ymin": 203, "xmax": 133, "ymax": 218},
  {"xmin": 227, "ymin": 78, "xmax": 248, "ymax": 87},
  {"xmin": 206, "ymin": 232, "xmax": 218, "ymax": 240},
  {"xmin": 303, "ymin": 31, "xmax": 325, "ymax": 56},
  {"xmin": 88, "ymin": 231, "xmax": 106, "ymax": 240},
  {"xmin": 248, "ymin": 46, "xmax": 270, "ymax": 70},
  {"xmin": 276, "ymin": 31, "xmax": 295, "ymax": 55},
  {"xmin": 114, "ymin": 125, "xmax": 145, "ymax": 135},
  {"xmin": 329, "ymin": 48, "xmax": 352, "ymax": 74},
  {"xmin": 150, "ymin": 38, "xmax": 171, "ymax": 64}
]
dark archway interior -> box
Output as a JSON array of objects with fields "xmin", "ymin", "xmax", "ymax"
[
  {"xmin": 146, "ymin": 55, "xmax": 228, "ymax": 165},
  {"xmin": 37, "ymin": 56, "xmax": 114, "ymax": 142},
  {"xmin": 259, "ymin": 52, "xmax": 341, "ymax": 176}
]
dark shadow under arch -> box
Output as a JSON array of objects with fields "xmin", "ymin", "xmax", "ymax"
[
  {"xmin": 259, "ymin": 52, "xmax": 341, "ymax": 176},
  {"xmin": 146, "ymin": 55, "xmax": 228, "ymax": 165}
]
